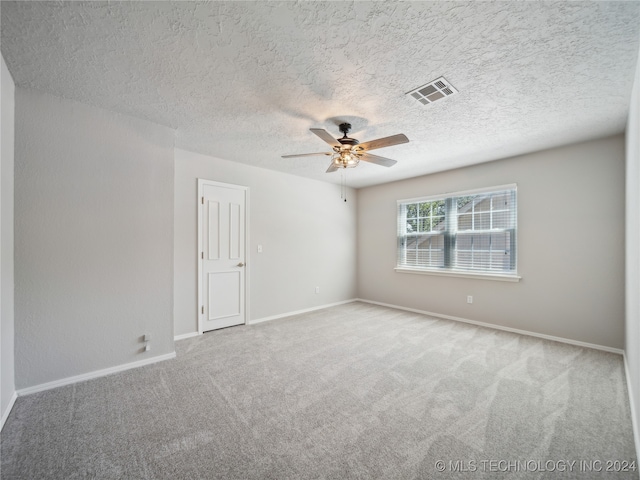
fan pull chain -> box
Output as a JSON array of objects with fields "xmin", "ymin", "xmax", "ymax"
[{"xmin": 341, "ymin": 169, "xmax": 347, "ymax": 202}]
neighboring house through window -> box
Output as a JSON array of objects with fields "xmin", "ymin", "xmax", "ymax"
[{"xmin": 396, "ymin": 185, "xmax": 519, "ymax": 280}]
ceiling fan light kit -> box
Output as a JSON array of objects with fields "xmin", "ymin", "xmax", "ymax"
[
  {"xmin": 331, "ymin": 149, "xmax": 360, "ymax": 169},
  {"xmin": 283, "ymin": 122, "xmax": 409, "ymax": 174},
  {"xmin": 330, "ymin": 123, "xmax": 361, "ymax": 170}
]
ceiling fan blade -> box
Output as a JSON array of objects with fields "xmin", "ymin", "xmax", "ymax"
[
  {"xmin": 310, "ymin": 128, "xmax": 341, "ymax": 147},
  {"xmin": 281, "ymin": 152, "xmax": 331, "ymax": 158},
  {"xmin": 357, "ymin": 133, "xmax": 409, "ymax": 152},
  {"xmin": 326, "ymin": 163, "xmax": 339, "ymax": 173},
  {"xmin": 360, "ymin": 152, "xmax": 398, "ymax": 167}
]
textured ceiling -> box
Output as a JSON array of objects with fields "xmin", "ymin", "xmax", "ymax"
[{"xmin": 2, "ymin": 1, "xmax": 639, "ymax": 188}]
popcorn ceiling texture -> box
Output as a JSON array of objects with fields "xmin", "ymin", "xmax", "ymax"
[{"xmin": 2, "ymin": 1, "xmax": 639, "ymax": 188}]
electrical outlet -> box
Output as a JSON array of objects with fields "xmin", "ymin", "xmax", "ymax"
[
  {"xmin": 315, "ymin": 286, "xmax": 320, "ymax": 294},
  {"xmin": 467, "ymin": 295, "xmax": 473, "ymax": 304}
]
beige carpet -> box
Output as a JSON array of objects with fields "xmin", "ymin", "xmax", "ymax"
[{"xmin": 1, "ymin": 302, "xmax": 637, "ymax": 479}]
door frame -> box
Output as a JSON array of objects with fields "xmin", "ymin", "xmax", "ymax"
[{"xmin": 197, "ymin": 178, "xmax": 250, "ymax": 334}]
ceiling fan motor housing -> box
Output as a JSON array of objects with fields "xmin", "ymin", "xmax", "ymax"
[
  {"xmin": 337, "ymin": 123, "xmax": 359, "ymax": 146},
  {"xmin": 337, "ymin": 137, "xmax": 359, "ymax": 146}
]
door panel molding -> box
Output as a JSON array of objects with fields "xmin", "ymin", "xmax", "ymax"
[
  {"xmin": 229, "ymin": 203, "xmax": 241, "ymax": 260},
  {"xmin": 208, "ymin": 200, "xmax": 220, "ymax": 260},
  {"xmin": 207, "ymin": 271, "xmax": 241, "ymax": 320}
]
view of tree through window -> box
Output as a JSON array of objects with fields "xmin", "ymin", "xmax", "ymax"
[
  {"xmin": 405, "ymin": 200, "xmax": 445, "ymax": 233},
  {"xmin": 397, "ymin": 187, "xmax": 517, "ymax": 275}
]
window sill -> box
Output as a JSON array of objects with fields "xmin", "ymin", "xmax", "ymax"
[{"xmin": 394, "ymin": 267, "xmax": 521, "ymax": 282}]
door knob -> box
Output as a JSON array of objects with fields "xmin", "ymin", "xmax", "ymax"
[{"xmin": 237, "ymin": 262, "xmax": 245, "ymax": 267}]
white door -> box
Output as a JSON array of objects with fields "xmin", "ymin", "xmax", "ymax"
[{"xmin": 198, "ymin": 180, "xmax": 248, "ymax": 333}]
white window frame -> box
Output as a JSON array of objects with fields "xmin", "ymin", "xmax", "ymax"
[{"xmin": 395, "ymin": 184, "xmax": 521, "ymax": 282}]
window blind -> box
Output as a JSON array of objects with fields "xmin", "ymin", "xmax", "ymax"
[{"xmin": 397, "ymin": 186, "xmax": 517, "ymax": 275}]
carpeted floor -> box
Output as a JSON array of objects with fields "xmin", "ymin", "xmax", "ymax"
[{"xmin": 1, "ymin": 302, "xmax": 637, "ymax": 479}]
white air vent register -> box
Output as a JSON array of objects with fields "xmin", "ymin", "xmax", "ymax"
[{"xmin": 407, "ymin": 77, "xmax": 458, "ymax": 105}]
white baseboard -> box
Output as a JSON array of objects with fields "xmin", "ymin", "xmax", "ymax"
[
  {"xmin": 176, "ymin": 299, "xmax": 359, "ymax": 336},
  {"xmin": 17, "ymin": 352, "xmax": 177, "ymax": 397},
  {"xmin": 356, "ymin": 298, "xmax": 624, "ymax": 355},
  {"xmin": 250, "ymin": 299, "xmax": 358, "ymax": 325},
  {"xmin": 1, "ymin": 390, "xmax": 18, "ymax": 431},
  {"xmin": 624, "ymin": 352, "xmax": 640, "ymax": 465},
  {"xmin": 174, "ymin": 331, "xmax": 200, "ymax": 341}
]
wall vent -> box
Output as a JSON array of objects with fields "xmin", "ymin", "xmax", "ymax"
[{"xmin": 407, "ymin": 77, "xmax": 458, "ymax": 106}]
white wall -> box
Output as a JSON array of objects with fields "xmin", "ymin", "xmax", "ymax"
[
  {"xmin": 14, "ymin": 89, "xmax": 175, "ymax": 389},
  {"xmin": 625, "ymin": 46, "xmax": 640, "ymax": 456},
  {"xmin": 358, "ymin": 135, "xmax": 626, "ymax": 349},
  {"xmin": 1, "ymin": 55, "xmax": 16, "ymax": 426},
  {"xmin": 174, "ymin": 148, "xmax": 357, "ymax": 336}
]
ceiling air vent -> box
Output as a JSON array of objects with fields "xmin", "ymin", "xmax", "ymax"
[{"xmin": 407, "ymin": 77, "xmax": 458, "ymax": 106}]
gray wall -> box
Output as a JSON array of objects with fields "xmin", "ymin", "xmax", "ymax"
[
  {"xmin": 357, "ymin": 135, "xmax": 625, "ymax": 349},
  {"xmin": 625, "ymin": 44, "xmax": 640, "ymax": 455},
  {"xmin": 14, "ymin": 89, "xmax": 175, "ymax": 389},
  {"xmin": 1, "ymin": 55, "xmax": 16, "ymax": 423},
  {"xmin": 174, "ymin": 148, "xmax": 357, "ymax": 336}
]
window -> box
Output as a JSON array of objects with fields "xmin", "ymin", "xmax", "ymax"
[{"xmin": 396, "ymin": 185, "xmax": 518, "ymax": 280}]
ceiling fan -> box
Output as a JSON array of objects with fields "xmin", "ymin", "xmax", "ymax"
[{"xmin": 282, "ymin": 123, "xmax": 409, "ymax": 173}]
